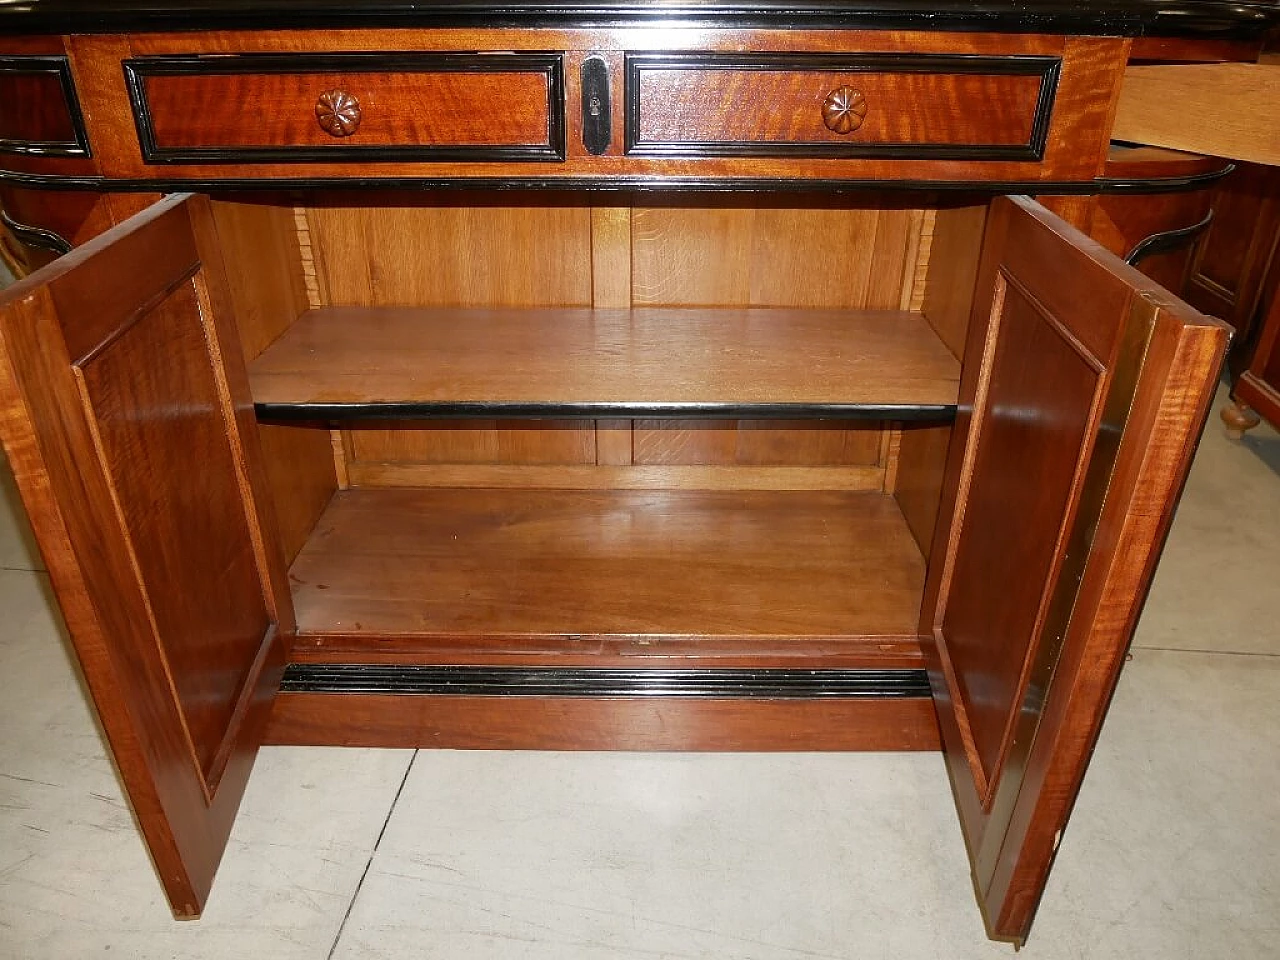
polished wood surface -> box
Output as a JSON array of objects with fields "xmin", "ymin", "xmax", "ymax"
[
  {"xmin": 0, "ymin": 195, "xmax": 286, "ymax": 917},
  {"xmin": 46, "ymin": 29, "xmax": 1127, "ymax": 184},
  {"xmin": 1228, "ymin": 278, "xmax": 1280, "ymax": 433},
  {"xmin": 288, "ymin": 487, "xmax": 926, "ymax": 642},
  {"xmin": 0, "ymin": 65, "xmax": 79, "ymax": 146},
  {"xmin": 248, "ymin": 306, "xmax": 961, "ymax": 409},
  {"xmin": 633, "ymin": 63, "xmax": 1046, "ymax": 151},
  {"xmin": 208, "ymin": 199, "xmax": 339, "ymax": 564},
  {"xmin": 1182, "ymin": 162, "xmax": 1280, "ymax": 349},
  {"xmin": 265, "ymin": 693, "xmax": 942, "ymax": 751},
  {"xmin": 138, "ymin": 66, "xmax": 554, "ymax": 151},
  {"xmin": 920, "ymin": 196, "xmax": 1227, "ymax": 943},
  {"xmin": 1113, "ymin": 63, "xmax": 1280, "ymax": 166}
]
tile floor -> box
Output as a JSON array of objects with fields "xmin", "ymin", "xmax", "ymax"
[{"xmin": 0, "ymin": 392, "xmax": 1276, "ymax": 959}]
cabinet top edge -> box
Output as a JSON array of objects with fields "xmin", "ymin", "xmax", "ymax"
[{"xmin": 0, "ymin": 0, "xmax": 1276, "ymax": 39}]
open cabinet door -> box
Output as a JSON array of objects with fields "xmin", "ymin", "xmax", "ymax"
[
  {"xmin": 0, "ymin": 194, "xmax": 292, "ymax": 917},
  {"xmin": 923, "ymin": 195, "xmax": 1227, "ymax": 943}
]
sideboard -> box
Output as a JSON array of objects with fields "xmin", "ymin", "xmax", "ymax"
[{"xmin": 1, "ymin": 0, "xmax": 1276, "ymax": 946}]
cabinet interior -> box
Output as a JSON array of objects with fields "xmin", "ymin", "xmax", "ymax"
[{"xmin": 207, "ymin": 192, "xmax": 989, "ymax": 669}]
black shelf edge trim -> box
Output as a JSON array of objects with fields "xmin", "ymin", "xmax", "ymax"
[
  {"xmin": 279, "ymin": 664, "xmax": 933, "ymax": 698},
  {"xmin": 253, "ymin": 401, "xmax": 959, "ymax": 422},
  {"xmin": 0, "ymin": 168, "xmax": 1235, "ymax": 196},
  {"xmin": 0, "ymin": 2, "xmax": 1277, "ymax": 39}
]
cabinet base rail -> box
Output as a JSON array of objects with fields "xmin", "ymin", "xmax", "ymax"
[
  {"xmin": 278, "ymin": 664, "xmax": 932, "ymax": 697},
  {"xmin": 265, "ymin": 666, "xmax": 941, "ymax": 751}
]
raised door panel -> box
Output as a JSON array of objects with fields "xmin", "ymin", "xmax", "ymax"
[
  {"xmin": 923, "ymin": 196, "xmax": 1227, "ymax": 942},
  {"xmin": 0, "ymin": 194, "xmax": 291, "ymax": 917}
]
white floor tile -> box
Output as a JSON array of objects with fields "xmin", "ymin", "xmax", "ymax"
[
  {"xmin": 0, "ymin": 455, "xmax": 42, "ymax": 572},
  {"xmin": 0, "ymin": 569, "xmax": 414, "ymax": 960},
  {"xmin": 1135, "ymin": 390, "xmax": 1280, "ymax": 655}
]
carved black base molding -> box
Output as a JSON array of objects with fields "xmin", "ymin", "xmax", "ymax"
[{"xmin": 280, "ymin": 664, "xmax": 933, "ymax": 698}]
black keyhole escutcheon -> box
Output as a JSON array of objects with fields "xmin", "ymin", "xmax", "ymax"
[{"xmin": 582, "ymin": 56, "xmax": 611, "ymax": 156}]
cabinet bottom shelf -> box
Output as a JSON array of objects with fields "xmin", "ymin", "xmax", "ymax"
[
  {"xmin": 275, "ymin": 487, "xmax": 936, "ymax": 749},
  {"xmin": 287, "ymin": 487, "xmax": 927, "ymax": 658}
]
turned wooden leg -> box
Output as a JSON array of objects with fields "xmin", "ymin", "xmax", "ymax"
[{"xmin": 1221, "ymin": 399, "xmax": 1262, "ymax": 439}]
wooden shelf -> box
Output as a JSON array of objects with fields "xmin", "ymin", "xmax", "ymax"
[
  {"xmin": 250, "ymin": 306, "xmax": 961, "ymax": 418},
  {"xmin": 288, "ymin": 487, "xmax": 927, "ymax": 644}
]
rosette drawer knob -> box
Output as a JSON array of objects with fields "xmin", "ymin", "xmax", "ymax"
[
  {"xmin": 821, "ymin": 86, "xmax": 868, "ymax": 135},
  {"xmin": 316, "ymin": 89, "xmax": 362, "ymax": 137}
]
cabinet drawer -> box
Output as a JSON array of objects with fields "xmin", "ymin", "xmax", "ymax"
[
  {"xmin": 626, "ymin": 53, "xmax": 1059, "ymax": 160},
  {"xmin": 0, "ymin": 55, "xmax": 89, "ymax": 158},
  {"xmin": 123, "ymin": 53, "xmax": 566, "ymax": 164}
]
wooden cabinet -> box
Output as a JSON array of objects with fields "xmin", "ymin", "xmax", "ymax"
[{"xmin": 0, "ymin": 1, "xmax": 1274, "ymax": 948}]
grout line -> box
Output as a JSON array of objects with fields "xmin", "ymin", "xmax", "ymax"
[
  {"xmin": 1132, "ymin": 645, "xmax": 1280, "ymax": 658},
  {"xmin": 326, "ymin": 748, "xmax": 418, "ymax": 960}
]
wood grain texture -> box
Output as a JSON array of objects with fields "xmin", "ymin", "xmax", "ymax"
[
  {"xmin": 206, "ymin": 199, "xmax": 337, "ymax": 565},
  {"xmin": 139, "ymin": 69, "xmax": 553, "ymax": 150},
  {"xmin": 634, "ymin": 68, "xmax": 1044, "ymax": 149},
  {"xmin": 631, "ymin": 419, "xmax": 883, "ymax": 466},
  {"xmin": 264, "ymin": 693, "xmax": 941, "ymax": 751},
  {"xmin": 1231, "ymin": 278, "xmax": 1280, "ymax": 431},
  {"xmin": 343, "ymin": 461, "xmax": 887, "ymax": 491},
  {"xmin": 0, "ymin": 66, "xmax": 79, "ymax": 145},
  {"xmin": 920, "ymin": 204, "xmax": 988, "ymax": 359},
  {"xmin": 0, "ymin": 195, "xmax": 284, "ymax": 918},
  {"xmin": 919, "ymin": 196, "xmax": 1227, "ymax": 943},
  {"xmin": 306, "ymin": 198, "xmax": 594, "ymax": 307},
  {"xmin": 288, "ymin": 487, "xmax": 927, "ymax": 642},
  {"xmin": 347, "ymin": 419, "xmax": 597, "ymax": 464},
  {"xmin": 1113, "ymin": 63, "xmax": 1280, "ymax": 165},
  {"xmin": 631, "ymin": 201, "xmax": 926, "ymax": 309},
  {"xmin": 65, "ymin": 29, "xmax": 1124, "ymax": 183},
  {"xmin": 893, "ymin": 421, "xmax": 952, "ymax": 553},
  {"xmin": 248, "ymin": 306, "xmax": 961, "ymax": 409},
  {"xmin": 981, "ymin": 280, "xmax": 1226, "ymax": 939}
]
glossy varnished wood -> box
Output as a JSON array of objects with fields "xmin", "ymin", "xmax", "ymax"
[
  {"xmin": 248, "ymin": 306, "xmax": 961, "ymax": 411},
  {"xmin": 264, "ymin": 692, "xmax": 941, "ymax": 751},
  {"xmin": 920, "ymin": 196, "xmax": 1227, "ymax": 942},
  {"xmin": 0, "ymin": 195, "xmax": 287, "ymax": 917},
  {"xmin": 129, "ymin": 54, "xmax": 562, "ymax": 162},
  {"xmin": 56, "ymin": 29, "xmax": 1128, "ymax": 184},
  {"xmin": 629, "ymin": 54, "xmax": 1053, "ymax": 158},
  {"xmin": 288, "ymin": 487, "xmax": 927, "ymax": 643}
]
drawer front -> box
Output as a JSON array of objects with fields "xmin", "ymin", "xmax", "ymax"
[
  {"xmin": 0, "ymin": 55, "xmax": 90, "ymax": 157},
  {"xmin": 124, "ymin": 53, "xmax": 566, "ymax": 164},
  {"xmin": 626, "ymin": 53, "xmax": 1060, "ymax": 161}
]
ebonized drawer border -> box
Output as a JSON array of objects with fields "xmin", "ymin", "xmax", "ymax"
[
  {"xmin": 0, "ymin": 55, "xmax": 91, "ymax": 158},
  {"xmin": 122, "ymin": 52, "xmax": 568, "ymax": 165},
  {"xmin": 624, "ymin": 52, "xmax": 1061, "ymax": 162}
]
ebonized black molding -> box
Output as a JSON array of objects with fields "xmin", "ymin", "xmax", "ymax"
[
  {"xmin": 0, "ymin": 207, "xmax": 73, "ymax": 254},
  {"xmin": 123, "ymin": 53, "xmax": 567, "ymax": 165},
  {"xmin": 279, "ymin": 664, "xmax": 933, "ymax": 698},
  {"xmin": 0, "ymin": 1, "xmax": 1276, "ymax": 38},
  {"xmin": 625, "ymin": 52, "xmax": 1060, "ymax": 162},
  {"xmin": 0, "ymin": 56, "xmax": 91, "ymax": 159},
  {"xmin": 0, "ymin": 166, "xmax": 1237, "ymax": 195},
  {"xmin": 254, "ymin": 400, "xmax": 959, "ymax": 422},
  {"xmin": 1125, "ymin": 209, "xmax": 1214, "ymax": 266}
]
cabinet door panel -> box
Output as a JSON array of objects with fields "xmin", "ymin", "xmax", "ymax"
[
  {"xmin": 923, "ymin": 195, "xmax": 1227, "ymax": 943},
  {"xmin": 0, "ymin": 194, "xmax": 291, "ymax": 917}
]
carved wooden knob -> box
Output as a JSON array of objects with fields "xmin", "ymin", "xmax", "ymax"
[
  {"xmin": 315, "ymin": 90, "xmax": 362, "ymax": 137},
  {"xmin": 821, "ymin": 86, "xmax": 868, "ymax": 135}
]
